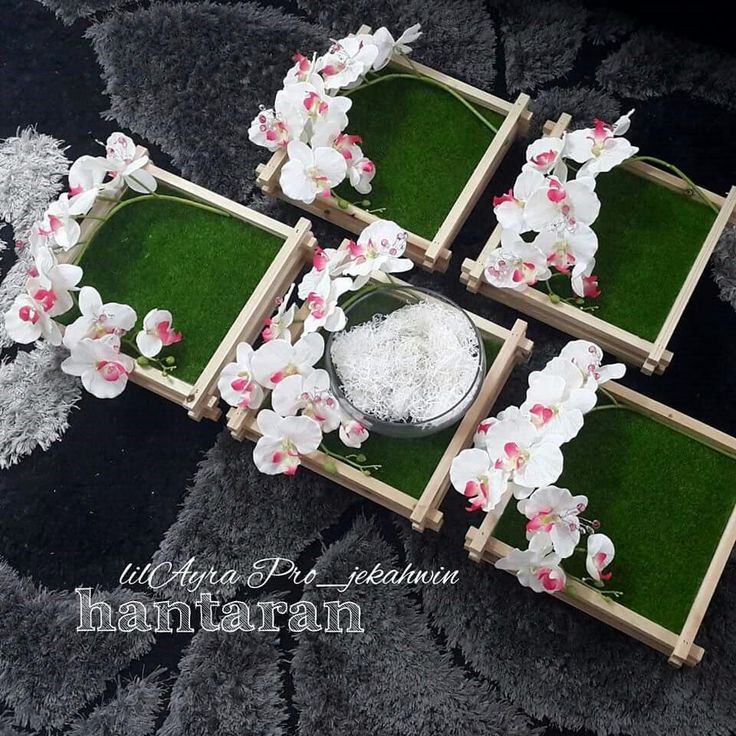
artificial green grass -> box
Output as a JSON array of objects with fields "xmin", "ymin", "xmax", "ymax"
[
  {"xmin": 334, "ymin": 76, "xmax": 503, "ymax": 239},
  {"xmin": 537, "ymin": 168, "xmax": 716, "ymax": 341},
  {"xmin": 74, "ymin": 195, "xmax": 284, "ymax": 384},
  {"xmin": 492, "ymin": 407, "xmax": 736, "ymax": 633},
  {"xmin": 322, "ymin": 340, "xmax": 499, "ymax": 499}
]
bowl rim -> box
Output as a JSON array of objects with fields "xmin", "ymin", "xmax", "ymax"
[{"xmin": 324, "ymin": 283, "xmax": 486, "ymax": 430}]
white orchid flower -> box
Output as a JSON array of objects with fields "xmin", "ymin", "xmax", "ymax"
[
  {"xmin": 524, "ymin": 175, "xmax": 600, "ymax": 232},
  {"xmin": 251, "ymin": 332, "xmax": 324, "ymax": 389},
  {"xmin": 524, "ymin": 136, "xmax": 566, "ymax": 174},
  {"xmin": 559, "ymin": 340, "xmax": 626, "ymax": 388},
  {"xmin": 253, "ymin": 409, "xmax": 322, "ymax": 476},
  {"xmin": 283, "ymin": 52, "xmax": 323, "ymax": 87},
  {"xmin": 317, "ymin": 36, "xmax": 379, "ymax": 90},
  {"xmin": 531, "ymin": 223, "xmax": 598, "ymax": 279},
  {"xmin": 495, "ymin": 547, "xmax": 567, "ymax": 594},
  {"xmin": 297, "ymin": 246, "xmax": 351, "ymax": 300},
  {"xmin": 104, "ymin": 132, "xmax": 158, "ymax": 194},
  {"xmin": 571, "ymin": 267, "xmax": 600, "ymax": 300},
  {"xmin": 492, "ymin": 168, "xmax": 546, "ymax": 233},
  {"xmin": 4, "ymin": 291, "xmax": 62, "ymax": 345},
  {"xmin": 38, "ymin": 192, "xmax": 91, "ymax": 251},
  {"xmin": 303, "ymin": 272, "xmax": 352, "ymax": 334},
  {"xmin": 262, "ymin": 284, "xmax": 297, "ymax": 343},
  {"xmin": 105, "ymin": 132, "xmax": 137, "ymax": 162},
  {"xmin": 248, "ymin": 107, "xmax": 293, "ymax": 152},
  {"xmin": 339, "ymin": 416, "xmax": 369, "ymax": 448},
  {"xmin": 450, "ymin": 447, "xmax": 507, "ymax": 513},
  {"xmin": 135, "ymin": 308, "xmax": 182, "ymax": 358},
  {"xmin": 217, "ymin": 342, "xmax": 265, "ymax": 411},
  {"xmin": 520, "ymin": 376, "xmax": 594, "ymax": 444},
  {"xmin": 272, "ymin": 368, "xmax": 341, "ymax": 432},
  {"xmin": 586, "ymin": 533, "xmax": 615, "ymax": 582},
  {"xmin": 33, "ymin": 245, "xmax": 82, "ymax": 310},
  {"xmin": 63, "ymin": 285, "xmax": 136, "ymax": 350},
  {"xmin": 517, "ymin": 485, "xmax": 588, "ymax": 559},
  {"xmin": 311, "ymin": 125, "xmax": 376, "ymax": 195},
  {"xmin": 345, "ymin": 219, "xmax": 413, "ymax": 280},
  {"xmin": 484, "ymin": 230, "xmax": 551, "ymax": 291},
  {"xmin": 473, "ymin": 417, "xmax": 497, "ymax": 448},
  {"xmin": 348, "ymin": 157, "xmax": 376, "ymax": 194},
  {"xmin": 61, "ymin": 334, "xmax": 136, "ymax": 399},
  {"xmin": 276, "ymin": 76, "xmax": 352, "ymax": 142},
  {"xmin": 363, "ymin": 24, "xmax": 423, "ymax": 70},
  {"xmin": 68, "ymin": 155, "xmax": 107, "ymax": 213},
  {"xmin": 280, "ymin": 141, "xmax": 347, "ymax": 204},
  {"xmin": 565, "ymin": 114, "xmax": 638, "ymax": 178},
  {"xmin": 106, "ymin": 155, "xmax": 157, "ymax": 194},
  {"xmin": 478, "ymin": 414, "xmax": 565, "ymax": 497}
]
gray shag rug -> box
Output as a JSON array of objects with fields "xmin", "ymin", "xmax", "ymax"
[
  {"xmin": 4, "ymin": 1, "xmax": 736, "ymax": 734},
  {"xmin": 152, "ymin": 431, "xmax": 355, "ymax": 603},
  {"xmin": 0, "ymin": 559, "xmax": 155, "ymax": 731},
  {"xmin": 293, "ymin": 515, "xmax": 538, "ymax": 736}
]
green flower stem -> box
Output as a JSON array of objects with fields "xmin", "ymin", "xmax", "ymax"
[
  {"xmin": 347, "ymin": 72, "xmax": 499, "ymax": 136},
  {"xmin": 102, "ymin": 193, "xmax": 230, "ymax": 223},
  {"xmin": 598, "ymin": 386, "xmax": 620, "ymax": 407},
  {"xmin": 631, "ymin": 156, "xmax": 719, "ymax": 214},
  {"xmin": 121, "ymin": 336, "xmax": 176, "ymax": 375},
  {"xmin": 567, "ymin": 573, "xmax": 623, "ymax": 599},
  {"xmin": 319, "ymin": 443, "xmax": 382, "ymax": 475},
  {"xmin": 588, "ymin": 403, "xmax": 630, "ymax": 414}
]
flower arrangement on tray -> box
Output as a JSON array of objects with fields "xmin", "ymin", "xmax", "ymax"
[
  {"xmin": 248, "ymin": 22, "xmax": 499, "ymax": 208},
  {"xmin": 2, "ymin": 132, "xmax": 228, "ymax": 398},
  {"xmin": 248, "ymin": 24, "xmax": 425, "ymax": 204},
  {"xmin": 451, "ymin": 339, "xmax": 626, "ymax": 596},
  {"xmin": 485, "ymin": 111, "xmax": 638, "ymax": 306},
  {"xmin": 217, "ymin": 218, "xmax": 417, "ymax": 476},
  {"xmin": 485, "ymin": 111, "xmax": 722, "ymax": 310}
]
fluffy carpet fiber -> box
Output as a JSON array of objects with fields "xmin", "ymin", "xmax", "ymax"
[{"xmin": 2, "ymin": 0, "xmax": 736, "ymax": 734}]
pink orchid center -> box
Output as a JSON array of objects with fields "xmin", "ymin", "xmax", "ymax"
[
  {"xmin": 589, "ymin": 119, "xmax": 612, "ymax": 155},
  {"xmin": 529, "ymin": 403, "xmax": 555, "ymax": 427},
  {"xmin": 272, "ymin": 439, "xmax": 301, "ymax": 475},
  {"xmin": 155, "ymin": 320, "xmax": 182, "ymax": 346},
  {"xmin": 511, "ymin": 260, "xmax": 538, "ymax": 285},
  {"xmin": 536, "ymin": 567, "xmax": 564, "ymax": 592},
  {"xmin": 493, "ymin": 188, "xmax": 516, "ymax": 208},
  {"xmin": 97, "ymin": 360, "xmax": 128, "ymax": 382},
  {"xmin": 547, "ymin": 180, "xmax": 567, "ymax": 204},
  {"xmin": 306, "ymin": 291, "xmax": 327, "ymax": 319},
  {"xmin": 531, "ymin": 149, "xmax": 557, "ymax": 168},
  {"xmin": 526, "ymin": 508, "xmax": 555, "ymax": 534},
  {"xmin": 313, "ymin": 247, "xmax": 329, "ymax": 271},
  {"xmin": 496, "ymin": 441, "xmax": 527, "ymax": 472},
  {"xmin": 18, "ymin": 304, "xmax": 41, "ymax": 325},
  {"xmin": 31, "ymin": 288, "xmax": 57, "ymax": 312}
]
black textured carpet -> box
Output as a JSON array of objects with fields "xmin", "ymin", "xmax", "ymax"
[{"xmin": 3, "ymin": 1, "xmax": 736, "ymax": 734}]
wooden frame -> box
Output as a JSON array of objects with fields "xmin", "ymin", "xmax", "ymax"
[
  {"xmin": 465, "ymin": 381, "xmax": 736, "ymax": 667},
  {"xmin": 59, "ymin": 149, "xmax": 316, "ymax": 421},
  {"xmin": 226, "ymin": 240, "xmax": 533, "ymax": 531},
  {"xmin": 461, "ymin": 114, "xmax": 736, "ymax": 375},
  {"xmin": 255, "ymin": 24, "xmax": 532, "ymax": 273}
]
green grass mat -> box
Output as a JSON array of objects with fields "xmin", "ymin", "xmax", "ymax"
[
  {"xmin": 322, "ymin": 340, "xmax": 499, "ymax": 500},
  {"xmin": 73, "ymin": 195, "xmax": 284, "ymax": 384},
  {"xmin": 492, "ymin": 407, "xmax": 736, "ymax": 632},
  {"xmin": 334, "ymin": 76, "xmax": 503, "ymax": 239},
  {"xmin": 536, "ymin": 168, "xmax": 716, "ymax": 341}
]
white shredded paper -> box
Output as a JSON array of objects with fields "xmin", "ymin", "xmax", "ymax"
[{"xmin": 330, "ymin": 301, "xmax": 480, "ymax": 423}]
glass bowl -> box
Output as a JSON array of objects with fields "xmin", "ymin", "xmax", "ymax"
[{"xmin": 325, "ymin": 284, "xmax": 486, "ymax": 438}]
